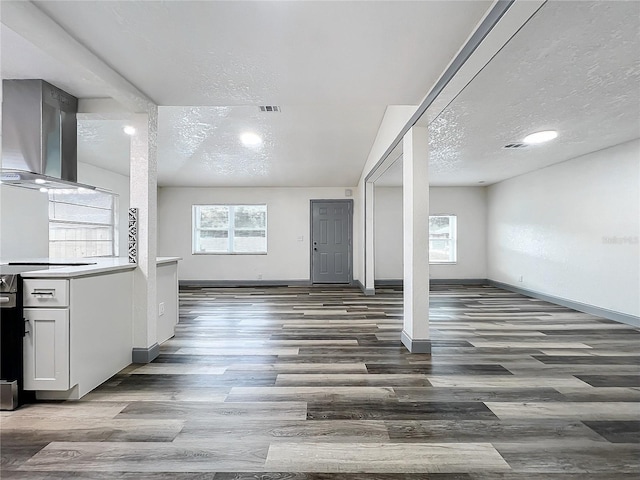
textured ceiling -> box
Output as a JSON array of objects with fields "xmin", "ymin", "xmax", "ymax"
[
  {"xmin": 376, "ymin": 0, "xmax": 640, "ymax": 187},
  {"xmin": 0, "ymin": 25, "xmax": 111, "ymax": 98},
  {"xmin": 76, "ymin": 119, "xmax": 133, "ymax": 177},
  {"xmin": 6, "ymin": 1, "xmax": 638, "ymax": 189},
  {"xmin": 18, "ymin": 0, "xmax": 492, "ymax": 187},
  {"xmin": 32, "ymin": 0, "xmax": 492, "ymax": 107},
  {"xmin": 156, "ymin": 105, "xmax": 385, "ymax": 187}
]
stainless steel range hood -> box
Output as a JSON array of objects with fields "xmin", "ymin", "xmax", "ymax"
[{"xmin": 1, "ymin": 79, "xmax": 96, "ymax": 191}]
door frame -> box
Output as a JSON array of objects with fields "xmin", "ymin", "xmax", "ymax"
[{"xmin": 309, "ymin": 199, "xmax": 354, "ymax": 284}]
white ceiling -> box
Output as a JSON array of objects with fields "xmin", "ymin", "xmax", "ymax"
[
  {"xmin": 76, "ymin": 119, "xmax": 133, "ymax": 177},
  {"xmin": 31, "ymin": 0, "xmax": 491, "ymax": 107},
  {"xmin": 376, "ymin": 0, "xmax": 640, "ymax": 187},
  {"xmin": 156, "ymin": 105, "xmax": 386, "ymax": 187},
  {"xmin": 76, "ymin": 105, "xmax": 387, "ymax": 186},
  {"xmin": 1, "ymin": 0, "xmax": 493, "ymax": 188},
  {"xmin": 0, "ymin": 24, "xmax": 111, "ymax": 98},
  {"xmin": 3, "ymin": 1, "xmax": 638, "ymax": 189}
]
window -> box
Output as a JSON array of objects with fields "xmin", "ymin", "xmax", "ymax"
[
  {"xmin": 193, "ymin": 205, "xmax": 267, "ymax": 254},
  {"xmin": 429, "ymin": 215, "xmax": 457, "ymax": 263},
  {"xmin": 49, "ymin": 189, "xmax": 118, "ymax": 258}
]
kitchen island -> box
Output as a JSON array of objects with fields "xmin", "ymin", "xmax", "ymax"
[{"xmin": 3, "ymin": 257, "xmax": 180, "ymax": 400}]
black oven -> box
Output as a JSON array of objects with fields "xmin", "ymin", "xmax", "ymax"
[{"xmin": 0, "ymin": 267, "xmax": 36, "ymax": 410}]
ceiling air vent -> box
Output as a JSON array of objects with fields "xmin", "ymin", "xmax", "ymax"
[
  {"xmin": 259, "ymin": 105, "xmax": 281, "ymax": 112},
  {"xmin": 503, "ymin": 143, "xmax": 528, "ymax": 149}
]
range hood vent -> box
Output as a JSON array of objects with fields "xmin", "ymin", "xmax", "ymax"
[{"xmin": 0, "ymin": 80, "xmax": 93, "ymax": 190}]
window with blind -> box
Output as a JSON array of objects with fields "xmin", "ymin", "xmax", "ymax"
[
  {"xmin": 49, "ymin": 189, "xmax": 118, "ymax": 258},
  {"xmin": 429, "ymin": 215, "xmax": 457, "ymax": 263},
  {"xmin": 193, "ymin": 205, "xmax": 267, "ymax": 254}
]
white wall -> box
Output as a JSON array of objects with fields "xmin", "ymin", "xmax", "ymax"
[
  {"xmin": 374, "ymin": 186, "xmax": 487, "ymax": 280},
  {"xmin": 374, "ymin": 187, "xmax": 403, "ymax": 280},
  {"xmin": 0, "ymin": 162, "xmax": 129, "ymax": 260},
  {"xmin": 77, "ymin": 162, "xmax": 130, "ymax": 257},
  {"xmin": 157, "ymin": 261, "xmax": 178, "ymax": 344},
  {"xmin": 487, "ymin": 139, "xmax": 640, "ymax": 317},
  {"xmin": 0, "ymin": 185, "xmax": 49, "ymax": 258},
  {"xmin": 354, "ymin": 105, "xmax": 418, "ymax": 284},
  {"xmin": 158, "ymin": 187, "xmax": 354, "ymax": 281}
]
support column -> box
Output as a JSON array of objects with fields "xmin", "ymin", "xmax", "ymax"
[
  {"xmin": 401, "ymin": 126, "xmax": 430, "ymax": 354},
  {"xmin": 364, "ymin": 181, "xmax": 376, "ymax": 295},
  {"xmin": 130, "ymin": 108, "xmax": 159, "ymax": 363}
]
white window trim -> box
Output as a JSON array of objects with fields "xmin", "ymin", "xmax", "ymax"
[
  {"xmin": 192, "ymin": 204, "xmax": 268, "ymax": 255},
  {"xmin": 48, "ymin": 191, "xmax": 118, "ymax": 259},
  {"xmin": 429, "ymin": 214, "xmax": 457, "ymax": 264}
]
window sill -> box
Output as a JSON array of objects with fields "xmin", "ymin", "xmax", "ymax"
[{"xmin": 429, "ymin": 262, "xmax": 457, "ymax": 265}]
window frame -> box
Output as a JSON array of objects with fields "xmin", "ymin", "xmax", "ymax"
[
  {"xmin": 48, "ymin": 189, "xmax": 118, "ymax": 259},
  {"xmin": 429, "ymin": 214, "xmax": 457, "ymax": 264},
  {"xmin": 192, "ymin": 204, "xmax": 268, "ymax": 255}
]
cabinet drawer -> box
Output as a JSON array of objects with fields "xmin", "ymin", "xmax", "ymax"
[{"xmin": 23, "ymin": 280, "xmax": 69, "ymax": 307}]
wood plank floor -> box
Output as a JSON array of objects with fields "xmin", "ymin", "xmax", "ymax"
[{"xmin": 2, "ymin": 284, "xmax": 639, "ymax": 479}]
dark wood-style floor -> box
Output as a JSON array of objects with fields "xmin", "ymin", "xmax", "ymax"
[{"xmin": 1, "ymin": 284, "xmax": 639, "ymax": 479}]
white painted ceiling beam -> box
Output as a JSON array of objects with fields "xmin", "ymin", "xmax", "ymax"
[
  {"xmin": 365, "ymin": 0, "xmax": 547, "ymax": 183},
  {"xmin": 1, "ymin": 0, "xmax": 155, "ymax": 112},
  {"xmin": 78, "ymin": 98, "xmax": 131, "ymax": 115},
  {"xmin": 417, "ymin": 0, "xmax": 546, "ymax": 126},
  {"xmin": 367, "ymin": 143, "xmax": 402, "ymax": 185}
]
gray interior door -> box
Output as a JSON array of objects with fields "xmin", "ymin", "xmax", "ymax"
[{"xmin": 311, "ymin": 200, "xmax": 352, "ymax": 284}]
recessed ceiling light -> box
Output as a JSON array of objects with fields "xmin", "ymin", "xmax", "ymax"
[
  {"xmin": 39, "ymin": 187, "xmax": 49, "ymax": 193},
  {"xmin": 240, "ymin": 132, "xmax": 262, "ymax": 146},
  {"xmin": 35, "ymin": 178, "xmax": 47, "ymax": 184},
  {"xmin": 523, "ymin": 130, "xmax": 558, "ymax": 144},
  {"xmin": 123, "ymin": 125, "xmax": 136, "ymax": 136}
]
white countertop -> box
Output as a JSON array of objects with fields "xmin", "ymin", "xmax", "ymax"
[
  {"xmin": 156, "ymin": 257, "xmax": 182, "ymax": 266},
  {"xmin": 0, "ymin": 257, "xmax": 181, "ymax": 278}
]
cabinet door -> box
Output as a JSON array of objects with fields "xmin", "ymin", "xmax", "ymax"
[{"xmin": 23, "ymin": 308, "xmax": 70, "ymax": 391}]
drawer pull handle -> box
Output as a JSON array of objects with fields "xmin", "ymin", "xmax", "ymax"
[
  {"xmin": 0, "ymin": 297, "xmax": 9, "ymax": 304},
  {"xmin": 31, "ymin": 289, "xmax": 56, "ymax": 298}
]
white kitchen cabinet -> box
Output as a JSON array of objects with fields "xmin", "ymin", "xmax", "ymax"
[
  {"xmin": 23, "ymin": 279, "xmax": 69, "ymax": 307},
  {"xmin": 21, "ymin": 270, "xmax": 135, "ymax": 400},
  {"xmin": 18, "ymin": 258, "xmax": 177, "ymax": 400},
  {"xmin": 23, "ymin": 308, "xmax": 70, "ymax": 391}
]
